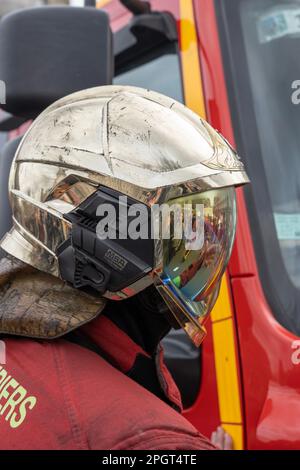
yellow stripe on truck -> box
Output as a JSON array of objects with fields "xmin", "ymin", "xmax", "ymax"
[
  {"xmin": 178, "ymin": 0, "xmax": 244, "ymax": 449},
  {"xmin": 211, "ymin": 277, "xmax": 244, "ymax": 449},
  {"xmin": 96, "ymin": 0, "xmax": 112, "ymax": 8},
  {"xmin": 179, "ymin": 0, "xmax": 206, "ymax": 118}
]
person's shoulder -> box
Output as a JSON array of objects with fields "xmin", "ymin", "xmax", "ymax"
[
  {"xmin": 1, "ymin": 337, "xmax": 215, "ymax": 450},
  {"xmin": 58, "ymin": 340, "xmax": 215, "ymax": 450}
]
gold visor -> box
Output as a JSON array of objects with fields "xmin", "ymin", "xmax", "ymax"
[{"xmin": 155, "ymin": 187, "xmax": 236, "ymax": 346}]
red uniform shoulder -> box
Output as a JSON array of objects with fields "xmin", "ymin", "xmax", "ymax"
[{"xmin": 0, "ymin": 337, "xmax": 214, "ymax": 450}]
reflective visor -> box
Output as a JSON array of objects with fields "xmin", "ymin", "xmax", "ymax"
[{"xmin": 155, "ymin": 187, "xmax": 236, "ymax": 346}]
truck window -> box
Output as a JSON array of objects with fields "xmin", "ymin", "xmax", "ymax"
[
  {"xmin": 114, "ymin": 42, "xmax": 183, "ymax": 102},
  {"xmin": 0, "ymin": 0, "xmax": 71, "ymax": 17},
  {"xmin": 216, "ymin": 0, "xmax": 300, "ymax": 335}
]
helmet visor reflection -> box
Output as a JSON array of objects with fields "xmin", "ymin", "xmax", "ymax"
[{"xmin": 156, "ymin": 187, "xmax": 236, "ymax": 345}]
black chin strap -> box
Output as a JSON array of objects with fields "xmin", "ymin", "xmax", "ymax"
[{"xmin": 104, "ymin": 285, "xmax": 173, "ymax": 357}]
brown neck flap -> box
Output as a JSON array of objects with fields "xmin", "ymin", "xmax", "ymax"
[{"xmin": 0, "ymin": 254, "xmax": 106, "ymax": 339}]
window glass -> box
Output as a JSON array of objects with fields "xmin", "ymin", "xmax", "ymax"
[
  {"xmin": 240, "ymin": 0, "xmax": 300, "ymax": 289},
  {"xmin": 114, "ymin": 43, "xmax": 183, "ymax": 102},
  {"xmin": 217, "ymin": 0, "xmax": 300, "ymax": 333},
  {"xmin": 0, "ymin": 0, "xmax": 71, "ymax": 16}
]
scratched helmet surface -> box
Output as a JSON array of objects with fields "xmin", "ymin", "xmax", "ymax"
[{"xmin": 0, "ymin": 85, "xmax": 249, "ymax": 344}]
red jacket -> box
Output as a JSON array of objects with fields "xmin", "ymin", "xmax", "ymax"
[{"xmin": 0, "ymin": 314, "xmax": 215, "ymax": 450}]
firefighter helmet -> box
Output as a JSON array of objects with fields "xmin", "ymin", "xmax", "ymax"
[{"xmin": 1, "ymin": 86, "xmax": 249, "ymax": 344}]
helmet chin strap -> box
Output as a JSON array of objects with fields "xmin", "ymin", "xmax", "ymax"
[
  {"xmin": 134, "ymin": 286, "xmax": 182, "ymax": 331},
  {"xmin": 104, "ymin": 285, "xmax": 175, "ymax": 356}
]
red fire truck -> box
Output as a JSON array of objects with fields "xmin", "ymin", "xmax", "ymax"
[{"xmin": 0, "ymin": 0, "xmax": 299, "ymax": 450}]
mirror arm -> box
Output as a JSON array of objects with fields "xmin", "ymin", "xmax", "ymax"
[{"xmin": 119, "ymin": 0, "xmax": 151, "ymax": 15}]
